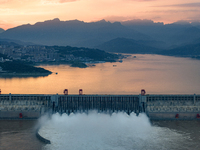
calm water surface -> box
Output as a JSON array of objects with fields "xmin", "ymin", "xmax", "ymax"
[
  {"xmin": 1, "ymin": 54, "xmax": 200, "ymax": 150},
  {"xmin": 0, "ymin": 54, "xmax": 200, "ymax": 95},
  {"xmin": 0, "ymin": 120, "xmax": 44, "ymax": 150}
]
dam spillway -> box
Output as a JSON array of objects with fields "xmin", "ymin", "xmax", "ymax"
[
  {"xmin": 0, "ymin": 92, "xmax": 200, "ymax": 120},
  {"xmin": 55, "ymin": 95, "xmax": 140, "ymax": 114}
]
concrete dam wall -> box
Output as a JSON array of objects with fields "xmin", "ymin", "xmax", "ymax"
[
  {"xmin": 0, "ymin": 94, "xmax": 51, "ymax": 119},
  {"xmin": 0, "ymin": 93, "xmax": 200, "ymax": 120},
  {"xmin": 146, "ymin": 94, "xmax": 200, "ymax": 120}
]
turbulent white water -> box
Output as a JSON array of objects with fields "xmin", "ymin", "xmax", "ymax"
[{"xmin": 39, "ymin": 112, "xmax": 187, "ymax": 150}]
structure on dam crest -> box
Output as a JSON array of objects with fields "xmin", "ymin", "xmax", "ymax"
[{"xmin": 0, "ymin": 89, "xmax": 200, "ymax": 120}]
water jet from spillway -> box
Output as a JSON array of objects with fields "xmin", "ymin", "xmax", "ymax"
[{"xmin": 39, "ymin": 111, "xmax": 187, "ymax": 150}]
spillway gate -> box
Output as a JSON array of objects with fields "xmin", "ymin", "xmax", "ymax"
[{"xmin": 52, "ymin": 95, "xmax": 144, "ymax": 115}]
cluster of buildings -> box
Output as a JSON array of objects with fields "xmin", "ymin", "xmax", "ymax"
[{"xmin": 0, "ymin": 44, "xmax": 92, "ymax": 63}]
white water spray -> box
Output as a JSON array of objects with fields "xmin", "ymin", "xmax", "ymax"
[{"xmin": 39, "ymin": 111, "xmax": 186, "ymax": 150}]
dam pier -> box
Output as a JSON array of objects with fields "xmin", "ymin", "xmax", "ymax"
[{"xmin": 0, "ymin": 90, "xmax": 200, "ymax": 120}]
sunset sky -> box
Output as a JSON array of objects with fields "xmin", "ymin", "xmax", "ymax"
[{"xmin": 0, "ymin": 0, "xmax": 200, "ymax": 30}]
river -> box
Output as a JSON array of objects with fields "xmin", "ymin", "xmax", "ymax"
[
  {"xmin": 0, "ymin": 54, "xmax": 200, "ymax": 150},
  {"xmin": 1, "ymin": 54, "xmax": 200, "ymax": 95}
]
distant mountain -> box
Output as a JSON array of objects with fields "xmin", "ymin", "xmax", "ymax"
[
  {"xmin": 1, "ymin": 18, "xmax": 200, "ymax": 54},
  {"xmin": 0, "ymin": 28, "xmax": 4, "ymax": 33},
  {"xmin": 0, "ymin": 18, "xmax": 150, "ymax": 48},
  {"xmin": 0, "ymin": 40, "xmax": 19, "ymax": 46},
  {"xmin": 122, "ymin": 19, "xmax": 164, "ymax": 26},
  {"xmin": 97, "ymin": 37, "xmax": 161, "ymax": 53},
  {"xmin": 193, "ymin": 37, "xmax": 200, "ymax": 44},
  {"xmin": 0, "ymin": 39, "xmax": 35, "ymax": 46},
  {"xmin": 122, "ymin": 19, "xmax": 200, "ymax": 48},
  {"xmin": 168, "ymin": 27, "xmax": 200, "ymax": 46},
  {"xmin": 157, "ymin": 43, "xmax": 200, "ymax": 56}
]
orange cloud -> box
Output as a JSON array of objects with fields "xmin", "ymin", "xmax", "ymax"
[
  {"xmin": 0, "ymin": 21, "xmax": 14, "ymax": 30},
  {"xmin": 59, "ymin": 0, "xmax": 78, "ymax": 2},
  {"xmin": 42, "ymin": 0, "xmax": 78, "ymax": 4},
  {"xmin": 127, "ymin": 0, "xmax": 155, "ymax": 1},
  {"xmin": 0, "ymin": 0, "xmax": 12, "ymax": 4},
  {"xmin": 0, "ymin": 0, "xmax": 200, "ymax": 29},
  {"xmin": 156, "ymin": 2, "xmax": 200, "ymax": 7}
]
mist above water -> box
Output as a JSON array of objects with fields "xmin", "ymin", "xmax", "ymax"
[{"xmin": 39, "ymin": 111, "xmax": 188, "ymax": 150}]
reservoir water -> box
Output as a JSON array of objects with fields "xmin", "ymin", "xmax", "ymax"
[
  {"xmin": 1, "ymin": 54, "xmax": 200, "ymax": 95},
  {"xmin": 1, "ymin": 54, "xmax": 200, "ymax": 150}
]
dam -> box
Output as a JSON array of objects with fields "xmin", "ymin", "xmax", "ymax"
[{"xmin": 0, "ymin": 90, "xmax": 200, "ymax": 120}]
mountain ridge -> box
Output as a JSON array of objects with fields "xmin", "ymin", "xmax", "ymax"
[
  {"xmin": 0, "ymin": 18, "xmax": 150, "ymax": 48},
  {"xmin": 0, "ymin": 18, "xmax": 200, "ymax": 54},
  {"xmin": 96, "ymin": 37, "xmax": 162, "ymax": 53},
  {"xmin": 0, "ymin": 28, "xmax": 4, "ymax": 33}
]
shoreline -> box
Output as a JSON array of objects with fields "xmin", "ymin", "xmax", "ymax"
[{"xmin": 0, "ymin": 72, "xmax": 52, "ymax": 77}]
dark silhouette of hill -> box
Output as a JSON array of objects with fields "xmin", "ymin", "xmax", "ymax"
[
  {"xmin": 0, "ymin": 60, "xmax": 52, "ymax": 74},
  {"xmin": 0, "ymin": 39, "xmax": 34, "ymax": 45},
  {"xmin": 157, "ymin": 43, "xmax": 200, "ymax": 57},
  {"xmin": 122, "ymin": 19, "xmax": 200, "ymax": 49},
  {"xmin": 168, "ymin": 27, "xmax": 200, "ymax": 46},
  {"xmin": 97, "ymin": 37, "xmax": 161, "ymax": 53},
  {"xmin": 0, "ymin": 40, "xmax": 19, "ymax": 46},
  {"xmin": 1, "ymin": 18, "xmax": 200, "ymax": 55},
  {"xmin": 0, "ymin": 18, "xmax": 150, "ymax": 48},
  {"xmin": 194, "ymin": 37, "xmax": 200, "ymax": 44},
  {"xmin": 0, "ymin": 28, "xmax": 4, "ymax": 33}
]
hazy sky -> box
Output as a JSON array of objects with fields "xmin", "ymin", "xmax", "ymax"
[{"xmin": 0, "ymin": 0, "xmax": 200, "ymax": 29}]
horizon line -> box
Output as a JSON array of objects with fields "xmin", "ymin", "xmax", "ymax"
[{"xmin": 1, "ymin": 18, "xmax": 200, "ymax": 31}]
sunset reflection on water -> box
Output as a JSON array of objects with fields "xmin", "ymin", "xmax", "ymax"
[{"xmin": 1, "ymin": 54, "xmax": 200, "ymax": 95}]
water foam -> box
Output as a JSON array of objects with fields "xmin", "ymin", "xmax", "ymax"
[{"xmin": 39, "ymin": 111, "xmax": 186, "ymax": 150}]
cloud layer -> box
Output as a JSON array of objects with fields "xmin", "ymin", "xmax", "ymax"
[
  {"xmin": 157, "ymin": 2, "xmax": 200, "ymax": 7},
  {"xmin": 0, "ymin": 0, "xmax": 200, "ymax": 29},
  {"xmin": 42, "ymin": 0, "xmax": 78, "ymax": 4}
]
